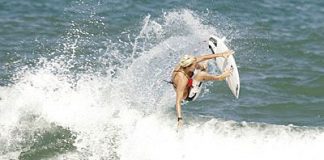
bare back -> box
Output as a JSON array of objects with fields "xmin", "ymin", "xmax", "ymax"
[{"xmin": 172, "ymin": 65, "xmax": 191, "ymax": 100}]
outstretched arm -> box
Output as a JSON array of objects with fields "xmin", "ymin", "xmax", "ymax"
[
  {"xmin": 195, "ymin": 50, "xmax": 234, "ymax": 63},
  {"xmin": 175, "ymin": 80, "xmax": 186, "ymax": 119},
  {"xmin": 174, "ymin": 75, "xmax": 187, "ymax": 127}
]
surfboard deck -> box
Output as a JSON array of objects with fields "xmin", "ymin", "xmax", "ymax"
[{"xmin": 208, "ymin": 35, "xmax": 240, "ymax": 98}]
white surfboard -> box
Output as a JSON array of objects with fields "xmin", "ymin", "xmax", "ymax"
[{"xmin": 208, "ymin": 35, "xmax": 240, "ymax": 98}]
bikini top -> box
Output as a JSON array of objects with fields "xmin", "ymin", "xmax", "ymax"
[{"xmin": 171, "ymin": 70, "xmax": 193, "ymax": 88}]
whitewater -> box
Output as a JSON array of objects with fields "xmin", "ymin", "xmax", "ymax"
[{"xmin": 1, "ymin": 8, "xmax": 324, "ymax": 160}]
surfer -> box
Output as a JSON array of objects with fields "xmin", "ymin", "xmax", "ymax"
[{"xmin": 171, "ymin": 50, "xmax": 234, "ymax": 128}]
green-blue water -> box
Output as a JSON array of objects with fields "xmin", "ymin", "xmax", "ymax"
[{"xmin": 1, "ymin": 0, "xmax": 324, "ymax": 159}]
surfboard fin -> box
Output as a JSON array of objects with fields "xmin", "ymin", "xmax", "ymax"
[{"xmin": 209, "ymin": 37, "xmax": 217, "ymax": 47}]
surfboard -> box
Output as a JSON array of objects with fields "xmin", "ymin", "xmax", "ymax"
[{"xmin": 208, "ymin": 35, "xmax": 240, "ymax": 98}]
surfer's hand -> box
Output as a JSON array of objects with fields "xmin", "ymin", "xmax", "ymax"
[
  {"xmin": 220, "ymin": 68, "xmax": 232, "ymax": 80},
  {"xmin": 222, "ymin": 50, "xmax": 234, "ymax": 58},
  {"xmin": 226, "ymin": 67, "xmax": 234, "ymax": 75}
]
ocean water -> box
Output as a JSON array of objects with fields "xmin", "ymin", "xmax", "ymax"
[{"xmin": 1, "ymin": 0, "xmax": 324, "ymax": 159}]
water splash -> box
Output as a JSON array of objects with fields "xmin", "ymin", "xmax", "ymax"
[{"xmin": 1, "ymin": 8, "xmax": 324, "ymax": 160}]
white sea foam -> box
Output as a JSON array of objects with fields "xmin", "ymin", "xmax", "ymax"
[{"xmin": 0, "ymin": 9, "xmax": 323, "ymax": 160}]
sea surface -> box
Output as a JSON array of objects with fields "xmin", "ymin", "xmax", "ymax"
[{"xmin": 1, "ymin": 0, "xmax": 324, "ymax": 159}]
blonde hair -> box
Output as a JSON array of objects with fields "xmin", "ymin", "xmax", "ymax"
[{"xmin": 179, "ymin": 55, "xmax": 195, "ymax": 68}]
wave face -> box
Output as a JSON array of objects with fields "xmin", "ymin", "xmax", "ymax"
[{"xmin": 1, "ymin": 0, "xmax": 324, "ymax": 160}]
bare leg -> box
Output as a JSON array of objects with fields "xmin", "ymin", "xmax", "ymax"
[
  {"xmin": 194, "ymin": 71, "xmax": 227, "ymax": 81},
  {"xmin": 193, "ymin": 61, "xmax": 230, "ymax": 82}
]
